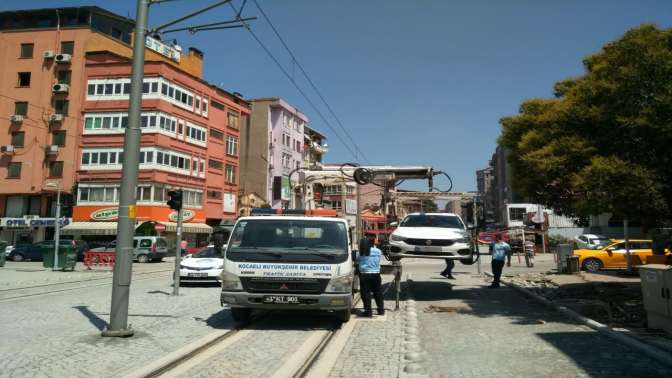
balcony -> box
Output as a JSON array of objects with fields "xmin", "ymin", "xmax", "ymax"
[{"xmin": 310, "ymin": 141, "xmax": 328, "ymax": 155}]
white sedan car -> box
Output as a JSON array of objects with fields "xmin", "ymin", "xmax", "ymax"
[
  {"xmin": 388, "ymin": 213, "xmax": 473, "ymax": 260},
  {"xmin": 179, "ymin": 246, "xmax": 225, "ymax": 284}
]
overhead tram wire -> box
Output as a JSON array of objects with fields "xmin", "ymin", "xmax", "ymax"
[
  {"xmin": 228, "ymin": 1, "xmax": 361, "ymax": 162},
  {"xmin": 250, "ymin": 0, "xmax": 368, "ymax": 163}
]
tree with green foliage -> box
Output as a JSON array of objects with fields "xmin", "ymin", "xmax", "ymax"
[{"xmin": 499, "ymin": 24, "xmax": 672, "ymax": 228}]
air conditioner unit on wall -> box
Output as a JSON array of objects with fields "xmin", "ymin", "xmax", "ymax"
[
  {"xmin": 10, "ymin": 115, "xmax": 24, "ymax": 123},
  {"xmin": 52, "ymin": 84, "xmax": 69, "ymax": 93},
  {"xmin": 45, "ymin": 145, "xmax": 59, "ymax": 155},
  {"xmin": 55, "ymin": 53, "xmax": 72, "ymax": 63},
  {"xmin": 1, "ymin": 145, "xmax": 15, "ymax": 154},
  {"xmin": 43, "ymin": 50, "xmax": 55, "ymax": 59},
  {"xmin": 49, "ymin": 114, "xmax": 64, "ymax": 123}
]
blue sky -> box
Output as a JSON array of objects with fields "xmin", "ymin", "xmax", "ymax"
[{"xmin": 3, "ymin": 0, "xmax": 671, "ymax": 191}]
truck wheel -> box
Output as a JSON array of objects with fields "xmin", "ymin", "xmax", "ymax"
[
  {"xmin": 230, "ymin": 307, "xmax": 252, "ymax": 322},
  {"xmin": 336, "ymin": 308, "xmax": 351, "ymax": 323}
]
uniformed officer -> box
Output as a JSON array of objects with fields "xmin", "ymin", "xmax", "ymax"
[{"xmin": 358, "ymin": 237, "xmax": 385, "ymax": 316}]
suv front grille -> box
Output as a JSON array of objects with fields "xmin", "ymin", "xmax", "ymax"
[
  {"xmin": 240, "ymin": 277, "xmax": 329, "ymax": 294},
  {"xmin": 404, "ymin": 238, "xmax": 454, "ymax": 246}
]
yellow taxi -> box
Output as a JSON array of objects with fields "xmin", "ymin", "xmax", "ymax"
[{"xmin": 573, "ymin": 239, "xmax": 669, "ymax": 272}]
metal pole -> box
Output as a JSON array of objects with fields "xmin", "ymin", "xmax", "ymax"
[
  {"xmin": 474, "ymin": 199, "xmax": 481, "ymax": 274},
  {"xmin": 624, "ymin": 219, "xmax": 631, "ymax": 271},
  {"xmin": 356, "ymin": 184, "xmax": 362, "ymax": 242},
  {"xmin": 103, "ymin": 0, "xmax": 149, "ymax": 338},
  {"xmin": 173, "ymin": 207, "xmax": 183, "ymax": 295},
  {"xmin": 52, "ymin": 189, "xmax": 61, "ymax": 271}
]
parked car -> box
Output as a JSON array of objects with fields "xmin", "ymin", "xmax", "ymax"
[
  {"xmin": 573, "ymin": 234, "xmax": 610, "ymax": 249},
  {"xmin": 9, "ymin": 240, "xmax": 88, "ymax": 262},
  {"xmin": 179, "ymin": 246, "xmax": 225, "ymax": 284},
  {"xmin": 87, "ymin": 236, "xmax": 168, "ymax": 263},
  {"xmin": 573, "ymin": 239, "xmax": 672, "ymax": 272},
  {"xmin": 388, "ymin": 213, "xmax": 473, "ymax": 261}
]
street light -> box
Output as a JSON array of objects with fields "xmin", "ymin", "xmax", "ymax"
[{"xmin": 45, "ymin": 181, "xmax": 62, "ymax": 271}]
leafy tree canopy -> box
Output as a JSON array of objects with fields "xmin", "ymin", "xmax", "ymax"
[{"xmin": 499, "ymin": 24, "xmax": 672, "ymax": 227}]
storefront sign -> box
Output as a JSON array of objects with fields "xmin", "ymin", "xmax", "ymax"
[
  {"xmin": 169, "ymin": 210, "xmax": 195, "ymax": 222},
  {"xmin": 223, "ymin": 193, "xmax": 236, "ymax": 213},
  {"xmin": 0, "ymin": 217, "xmax": 71, "ymax": 228},
  {"xmin": 90, "ymin": 208, "xmax": 119, "ymax": 221}
]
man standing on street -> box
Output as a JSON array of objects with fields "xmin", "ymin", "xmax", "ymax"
[
  {"xmin": 440, "ymin": 258, "xmax": 455, "ymax": 279},
  {"xmin": 490, "ymin": 234, "xmax": 511, "ymax": 288},
  {"xmin": 358, "ymin": 237, "xmax": 385, "ymax": 316}
]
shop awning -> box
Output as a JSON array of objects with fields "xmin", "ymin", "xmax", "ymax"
[
  {"xmin": 158, "ymin": 222, "xmax": 213, "ymax": 234},
  {"xmin": 61, "ymin": 222, "xmax": 119, "ymax": 235}
]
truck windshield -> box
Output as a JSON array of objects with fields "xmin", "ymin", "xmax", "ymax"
[
  {"xmin": 227, "ymin": 219, "xmax": 348, "ymax": 260},
  {"xmin": 400, "ymin": 214, "xmax": 464, "ymax": 229}
]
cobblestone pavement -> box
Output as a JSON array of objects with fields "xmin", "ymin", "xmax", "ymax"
[
  {"xmin": 327, "ymin": 280, "xmax": 405, "ymax": 378},
  {"xmin": 0, "ymin": 274, "xmax": 233, "ymax": 378},
  {"xmin": 404, "ymin": 259, "xmax": 670, "ymax": 377}
]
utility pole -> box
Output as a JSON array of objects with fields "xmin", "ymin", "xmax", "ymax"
[
  {"xmin": 624, "ymin": 218, "xmax": 631, "ymax": 272},
  {"xmin": 356, "ymin": 184, "xmax": 362, "ymax": 242},
  {"xmin": 103, "ymin": 0, "xmax": 149, "ymax": 338},
  {"xmin": 173, "ymin": 208, "xmax": 183, "ymax": 295},
  {"xmin": 53, "ymin": 188, "xmax": 61, "ymax": 271}
]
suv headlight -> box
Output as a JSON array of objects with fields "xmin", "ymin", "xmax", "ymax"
[
  {"xmin": 325, "ymin": 274, "xmax": 353, "ymax": 293},
  {"xmin": 455, "ymin": 233, "xmax": 472, "ymax": 244},
  {"xmin": 390, "ymin": 234, "xmax": 406, "ymax": 242},
  {"xmin": 220, "ymin": 270, "xmax": 243, "ymax": 291}
]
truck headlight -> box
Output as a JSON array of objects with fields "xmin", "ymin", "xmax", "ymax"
[
  {"xmin": 220, "ymin": 270, "xmax": 243, "ymax": 291},
  {"xmin": 390, "ymin": 234, "xmax": 406, "ymax": 242},
  {"xmin": 325, "ymin": 274, "xmax": 353, "ymax": 293}
]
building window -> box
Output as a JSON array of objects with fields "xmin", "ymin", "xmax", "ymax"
[
  {"xmin": 52, "ymin": 131, "xmax": 66, "ymax": 147},
  {"xmin": 57, "ymin": 70, "xmax": 71, "ymax": 85},
  {"xmin": 226, "ymin": 136, "xmax": 238, "ymax": 156},
  {"xmin": 208, "ymin": 159, "xmax": 223, "ymax": 170},
  {"xmin": 210, "ymin": 129, "xmax": 224, "ymax": 140},
  {"xmin": 211, "ymin": 100, "xmax": 225, "ymax": 110},
  {"xmin": 509, "ymin": 207, "xmax": 526, "ymax": 221},
  {"xmin": 20, "ymin": 43, "xmax": 33, "ymax": 58},
  {"xmin": 60, "ymin": 41, "xmax": 74, "ymax": 55},
  {"xmin": 17, "ymin": 72, "xmax": 31, "ymax": 87},
  {"xmin": 14, "ymin": 102, "xmax": 28, "ymax": 116},
  {"xmin": 227, "ymin": 112, "xmax": 239, "ymax": 129},
  {"xmin": 10, "ymin": 132, "xmax": 24, "ymax": 147},
  {"xmin": 225, "ymin": 164, "xmax": 236, "ymax": 184},
  {"xmin": 49, "ymin": 161, "xmax": 63, "ymax": 178},
  {"xmin": 207, "ymin": 190, "xmax": 222, "ymax": 199},
  {"xmin": 7, "ymin": 163, "xmax": 21, "ymax": 178},
  {"xmin": 54, "ymin": 100, "xmax": 69, "ymax": 115}
]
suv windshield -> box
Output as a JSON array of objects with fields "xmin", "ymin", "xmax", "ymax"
[
  {"xmin": 227, "ymin": 219, "xmax": 348, "ymax": 263},
  {"xmin": 400, "ymin": 214, "xmax": 464, "ymax": 229}
]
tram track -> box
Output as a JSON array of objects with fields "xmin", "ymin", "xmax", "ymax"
[
  {"xmin": 133, "ymin": 292, "xmax": 365, "ymax": 378},
  {"xmin": 0, "ymin": 270, "xmax": 172, "ymax": 303}
]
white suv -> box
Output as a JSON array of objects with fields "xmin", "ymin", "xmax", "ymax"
[{"xmin": 388, "ymin": 213, "xmax": 472, "ymax": 260}]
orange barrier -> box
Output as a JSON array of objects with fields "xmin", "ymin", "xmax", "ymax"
[{"xmin": 83, "ymin": 251, "xmax": 116, "ymax": 269}]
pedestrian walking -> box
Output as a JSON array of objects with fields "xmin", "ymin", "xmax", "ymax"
[
  {"xmin": 490, "ymin": 234, "xmax": 511, "ymax": 288},
  {"xmin": 440, "ymin": 258, "xmax": 455, "ymax": 279},
  {"xmin": 358, "ymin": 237, "xmax": 385, "ymax": 316}
]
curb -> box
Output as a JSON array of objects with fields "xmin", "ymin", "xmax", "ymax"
[{"xmin": 484, "ymin": 272, "xmax": 672, "ymax": 368}]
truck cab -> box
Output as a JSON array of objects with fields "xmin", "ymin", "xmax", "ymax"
[{"xmin": 220, "ymin": 212, "xmax": 354, "ymax": 323}]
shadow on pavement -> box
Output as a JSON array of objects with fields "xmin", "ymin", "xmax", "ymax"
[
  {"xmin": 536, "ymin": 332, "xmax": 669, "ymax": 377},
  {"xmin": 147, "ymin": 290, "xmax": 171, "ymax": 295},
  {"xmin": 73, "ymin": 305, "xmax": 109, "ymax": 331}
]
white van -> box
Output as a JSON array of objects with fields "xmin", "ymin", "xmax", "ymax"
[{"xmin": 220, "ymin": 215, "xmax": 354, "ymax": 323}]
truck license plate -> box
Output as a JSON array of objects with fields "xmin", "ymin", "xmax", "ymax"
[
  {"xmin": 263, "ymin": 295, "xmax": 299, "ymax": 304},
  {"xmin": 188, "ymin": 273, "xmax": 207, "ymax": 277}
]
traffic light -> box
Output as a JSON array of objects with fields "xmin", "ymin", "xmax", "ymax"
[{"xmin": 167, "ymin": 189, "xmax": 183, "ymax": 210}]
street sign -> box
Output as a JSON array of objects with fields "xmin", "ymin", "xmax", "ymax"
[{"xmin": 154, "ymin": 223, "xmax": 166, "ymax": 233}]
